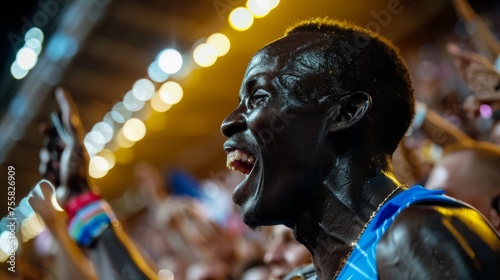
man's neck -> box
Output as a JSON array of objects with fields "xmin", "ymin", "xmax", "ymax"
[{"xmin": 293, "ymin": 156, "xmax": 403, "ymax": 279}]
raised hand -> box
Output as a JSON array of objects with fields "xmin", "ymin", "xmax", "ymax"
[
  {"xmin": 38, "ymin": 87, "xmax": 93, "ymax": 209},
  {"xmin": 447, "ymin": 42, "xmax": 500, "ymax": 101},
  {"xmin": 28, "ymin": 180, "xmax": 66, "ymax": 234}
]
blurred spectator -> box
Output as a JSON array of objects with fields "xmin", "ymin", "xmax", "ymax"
[
  {"xmin": 239, "ymin": 259, "xmax": 270, "ymax": 280},
  {"xmin": 450, "ymin": 0, "xmax": 500, "ymax": 63},
  {"xmin": 133, "ymin": 161, "xmax": 267, "ymax": 279},
  {"xmin": 446, "ymin": 42, "xmax": 500, "ymax": 144},
  {"xmin": 264, "ymin": 225, "xmax": 312, "ymax": 280},
  {"xmin": 426, "ymin": 141, "xmax": 500, "ymax": 232}
]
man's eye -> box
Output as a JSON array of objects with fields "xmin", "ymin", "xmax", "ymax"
[{"xmin": 252, "ymin": 89, "xmax": 270, "ymax": 106}]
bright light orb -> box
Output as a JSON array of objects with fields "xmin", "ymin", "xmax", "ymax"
[
  {"xmin": 158, "ymin": 49, "xmax": 183, "ymax": 74},
  {"xmin": 84, "ymin": 132, "xmax": 105, "ymax": 154},
  {"xmin": 229, "ymin": 7, "xmax": 254, "ymax": 31},
  {"xmin": 132, "ymin": 79, "xmax": 156, "ymax": 101},
  {"xmin": 11, "ymin": 61, "xmax": 29, "ymax": 79},
  {"xmin": 148, "ymin": 61, "xmax": 169, "ymax": 83},
  {"xmin": 159, "ymin": 81, "xmax": 183, "ymax": 105},
  {"xmin": 90, "ymin": 156, "xmax": 109, "ymax": 170},
  {"xmin": 247, "ymin": 0, "xmax": 271, "ymax": 18},
  {"xmin": 92, "ymin": 122, "xmax": 114, "ymax": 143},
  {"xmin": 122, "ymin": 118, "xmax": 147, "ymax": 142},
  {"xmin": 116, "ymin": 129, "xmax": 135, "ymax": 148},
  {"xmin": 150, "ymin": 91, "xmax": 173, "ymax": 112},
  {"xmin": 193, "ymin": 43, "xmax": 218, "ymax": 67},
  {"xmin": 89, "ymin": 158, "xmax": 109, "ymax": 179},
  {"xmin": 98, "ymin": 149, "xmax": 116, "ymax": 170},
  {"xmin": 26, "ymin": 38, "xmax": 42, "ymax": 55},
  {"xmin": 123, "ymin": 90, "xmax": 145, "ymax": 112},
  {"xmin": 25, "ymin": 27, "xmax": 44, "ymax": 44},
  {"xmin": 207, "ymin": 33, "xmax": 230, "ymax": 57},
  {"xmin": 269, "ymin": 0, "xmax": 280, "ymax": 9},
  {"xmin": 158, "ymin": 269, "xmax": 175, "ymax": 280},
  {"xmin": 16, "ymin": 47, "xmax": 38, "ymax": 70},
  {"xmin": 111, "ymin": 102, "xmax": 133, "ymax": 123},
  {"xmin": 0, "ymin": 231, "xmax": 17, "ymax": 254}
]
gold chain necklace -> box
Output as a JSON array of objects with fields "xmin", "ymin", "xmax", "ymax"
[{"xmin": 331, "ymin": 185, "xmax": 403, "ymax": 280}]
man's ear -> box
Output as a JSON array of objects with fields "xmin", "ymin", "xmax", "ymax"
[{"xmin": 329, "ymin": 91, "xmax": 372, "ymax": 133}]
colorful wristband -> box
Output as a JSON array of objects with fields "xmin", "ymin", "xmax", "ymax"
[
  {"xmin": 68, "ymin": 200, "xmax": 117, "ymax": 247},
  {"xmin": 65, "ymin": 191, "xmax": 101, "ymax": 219}
]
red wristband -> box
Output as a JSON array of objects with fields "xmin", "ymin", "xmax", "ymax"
[{"xmin": 64, "ymin": 192, "xmax": 101, "ymax": 219}]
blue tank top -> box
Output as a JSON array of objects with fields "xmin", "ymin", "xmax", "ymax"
[
  {"xmin": 308, "ymin": 185, "xmax": 471, "ymax": 280},
  {"xmin": 337, "ymin": 185, "xmax": 471, "ymax": 279}
]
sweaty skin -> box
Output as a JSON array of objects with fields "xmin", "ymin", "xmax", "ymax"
[
  {"xmin": 222, "ymin": 33, "xmax": 338, "ymax": 228},
  {"xmin": 221, "ymin": 32, "xmax": 500, "ymax": 279}
]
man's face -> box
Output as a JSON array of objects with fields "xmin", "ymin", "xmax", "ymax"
[{"xmin": 221, "ymin": 33, "xmax": 336, "ymax": 227}]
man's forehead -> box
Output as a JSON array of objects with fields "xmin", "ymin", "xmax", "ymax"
[
  {"xmin": 262, "ymin": 32, "xmax": 328, "ymax": 55},
  {"xmin": 244, "ymin": 32, "xmax": 329, "ymax": 76}
]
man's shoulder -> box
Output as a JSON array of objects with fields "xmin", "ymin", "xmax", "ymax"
[
  {"xmin": 389, "ymin": 203, "xmax": 499, "ymax": 243},
  {"xmin": 376, "ymin": 203, "xmax": 500, "ymax": 279}
]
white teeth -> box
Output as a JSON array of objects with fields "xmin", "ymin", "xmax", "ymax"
[{"xmin": 226, "ymin": 149, "xmax": 256, "ymax": 170}]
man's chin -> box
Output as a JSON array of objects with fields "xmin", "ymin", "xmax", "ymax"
[
  {"xmin": 241, "ymin": 207, "xmax": 262, "ymax": 229},
  {"xmin": 240, "ymin": 203, "xmax": 283, "ymax": 230}
]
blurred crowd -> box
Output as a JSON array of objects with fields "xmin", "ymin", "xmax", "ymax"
[{"xmin": 2, "ymin": 0, "xmax": 500, "ymax": 279}]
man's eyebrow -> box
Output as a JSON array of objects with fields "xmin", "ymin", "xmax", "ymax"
[{"xmin": 238, "ymin": 78, "xmax": 258, "ymax": 101}]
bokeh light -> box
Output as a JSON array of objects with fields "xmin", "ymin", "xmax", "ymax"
[
  {"xmin": 92, "ymin": 122, "xmax": 114, "ymax": 144},
  {"xmin": 122, "ymin": 118, "xmax": 147, "ymax": 142},
  {"xmin": 84, "ymin": 132, "xmax": 105, "ymax": 154},
  {"xmin": 16, "ymin": 47, "xmax": 38, "ymax": 70},
  {"xmin": 116, "ymin": 129, "xmax": 136, "ymax": 148},
  {"xmin": 269, "ymin": 0, "xmax": 280, "ymax": 9},
  {"xmin": 132, "ymin": 79, "xmax": 156, "ymax": 101},
  {"xmin": 159, "ymin": 81, "xmax": 183, "ymax": 105},
  {"xmin": 25, "ymin": 27, "xmax": 44, "ymax": 44},
  {"xmin": 158, "ymin": 48, "xmax": 183, "ymax": 74},
  {"xmin": 26, "ymin": 38, "xmax": 42, "ymax": 55},
  {"xmin": 0, "ymin": 231, "xmax": 18, "ymax": 255},
  {"xmin": 207, "ymin": 33, "xmax": 230, "ymax": 57},
  {"xmin": 148, "ymin": 61, "xmax": 169, "ymax": 83},
  {"xmin": 480, "ymin": 104, "xmax": 493, "ymax": 119},
  {"xmin": 229, "ymin": 7, "xmax": 254, "ymax": 31},
  {"xmin": 111, "ymin": 102, "xmax": 133, "ymax": 123},
  {"xmin": 11, "ymin": 61, "xmax": 29, "ymax": 79},
  {"xmin": 150, "ymin": 91, "xmax": 173, "ymax": 112},
  {"xmin": 193, "ymin": 43, "xmax": 218, "ymax": 67},
  {"xmin": 98, "ymin": 149, "xmax": 116, "ymax": 170},
  {"xmin": 247, "ymin": 0, "xmax": 271, "ymax": 18},
  {"xmin": 89, "ymin": 156, "xmax": 109, "ymax": 178},
  {"xmin": 123, "ymin": 90, "xmax": 145, "ymax": 112}
]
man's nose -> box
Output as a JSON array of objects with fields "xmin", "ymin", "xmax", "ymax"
[{"xmin": 221, "ymin": 106, "xmax": 246, "ymax": 137}]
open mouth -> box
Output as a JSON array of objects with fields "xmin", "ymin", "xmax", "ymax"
[{"xmin": 226, "ymin": 149, "xmax": 256, "ymax": 175}]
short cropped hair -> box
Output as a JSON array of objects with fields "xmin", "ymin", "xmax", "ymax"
[{"xmin": 285, "ymin": 17, "xmax": 415, "ymax": 154}]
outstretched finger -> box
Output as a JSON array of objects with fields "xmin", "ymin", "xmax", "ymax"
[{"xmin": 55, "ymin": 87, "xmax": 85, "ymax": 142}]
